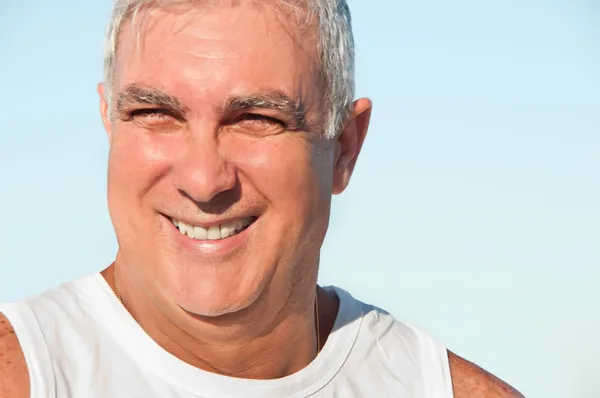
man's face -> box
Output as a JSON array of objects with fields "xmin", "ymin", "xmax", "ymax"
[{"xmin": 100, "ymin": 3, "xmax": 368, "ymax": 317}]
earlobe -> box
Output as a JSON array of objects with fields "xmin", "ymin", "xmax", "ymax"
[{"xmin": 332, "ymin": 98, "xmax": 373, "ymax": 195}]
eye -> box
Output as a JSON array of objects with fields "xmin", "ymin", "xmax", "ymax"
[
  {"xmin": 240, "ymin": 113, "xmax": 284, "ymax": 126},
  {"xmin": 236, "ymin": 114, "xmax": 285, "ymax": 127},
  {"xmin": 230, "ymin": 114, "xmax": 287, "ymax": 136},
  {"xmin": 127, "ymin": 108, "xmax": 174, "ymax": 122}
]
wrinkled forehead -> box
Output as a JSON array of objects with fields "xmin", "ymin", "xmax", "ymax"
[
  {"xmin": 111, "ymin": 0, "xmax": 323, "ymax": 111},
  {"xmin": 113, "ymin": 1, "xmax": 319, "ymax": 79}
]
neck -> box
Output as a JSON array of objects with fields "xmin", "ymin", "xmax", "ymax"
[{"xmin": 102, "ymin": 263, "xmax": 338, "ymax": 379}]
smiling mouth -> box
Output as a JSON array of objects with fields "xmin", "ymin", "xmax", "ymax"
[{"xmin": 171, "ymin": 217, "xmax": 256, "ymax": 241}]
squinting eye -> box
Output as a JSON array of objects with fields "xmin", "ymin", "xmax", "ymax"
[
  {"xmin": 238, "ymin": 114, "xmax": 284, "ymax": 127},
  {"xmin": 228, "ymin": 114, "xmax": 287, "ymax": 137},
  {"xmin": 128, "ymin": 108, "xmax": 173, "ymax": 121}
]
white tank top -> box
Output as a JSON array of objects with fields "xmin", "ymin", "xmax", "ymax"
[{"xmin": 0, "ymin": 273, "xmax": 454, "ymax": 398}]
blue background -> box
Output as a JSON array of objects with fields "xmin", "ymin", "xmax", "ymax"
[{"xmin": 1, "ymin": 1, "xmax": 598, "ymax": 397}]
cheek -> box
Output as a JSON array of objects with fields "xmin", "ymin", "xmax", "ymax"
[
  {"xmin": 107, "ymin": 131, "xmax": 174, "ymax": 210},
  {"xmin": 225, "ymin": 135, "xmax": 335, "ymax": 215}
]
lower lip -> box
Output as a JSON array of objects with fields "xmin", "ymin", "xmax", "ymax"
[{"xmin": 166, "ymin": 217, "xmax": 254, "ymax": 256}]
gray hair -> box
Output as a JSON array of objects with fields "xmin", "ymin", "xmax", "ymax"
[{"xmin": 102, "ymin": 0, "xmax": 355, "ymax": 139}]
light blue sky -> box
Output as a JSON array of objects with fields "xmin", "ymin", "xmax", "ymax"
[{"xmin": 1, "ymin": 1, "xmax": 598, "ymax": 397}]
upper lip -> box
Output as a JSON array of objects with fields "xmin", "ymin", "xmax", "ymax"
[{"xmin": 163, "ymin": 213, "xmax": 255, "ymax": 228}]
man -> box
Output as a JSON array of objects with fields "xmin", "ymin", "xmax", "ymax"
[{"xmin": 0, "ymin": 1, "xmax": 524, "ymax": 397}]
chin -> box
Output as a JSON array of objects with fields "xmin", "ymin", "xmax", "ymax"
[
  {"xmin": 171, "ymin": 275, "xmax": 266, "ymax": 319},
  {"xmin": 179, "ymin": 301, "xmax": 251, "ymax": 318},
  {"xmin": 177, "ymin": 292, "xmax": 261, "ymax": 318}
]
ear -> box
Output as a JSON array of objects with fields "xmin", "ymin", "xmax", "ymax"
[
  {"xmin": 332, "ymin": 98, "xmax": 372, "ymax": 195},
  {"xmin": 97, "ymin": 83, "xmax": 113, "ymax": 143}
]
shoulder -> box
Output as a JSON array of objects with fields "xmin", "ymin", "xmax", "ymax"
[
  {"xmin": 449, "ymin": 351, "xmax": 525, "ymax": 398},
  {"xmin": 0, "ymin": 313, "xmax": 30, "ymax": 398},
  {"xmin": 336, "ymin": 292, "xmax": 525, "ymax": 397}
]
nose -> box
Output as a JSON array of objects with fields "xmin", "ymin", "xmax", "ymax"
[{"xmin": 173, "ymin": 134, "xmax": 237, "ymax": 204}]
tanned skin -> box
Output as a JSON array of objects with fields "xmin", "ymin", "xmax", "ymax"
[
  {"xmin": 0, "ymin": 314, "xmax": 29, "ymax": 398},
  {"xmin": 449, "ymin": 351, "xmax": 525, "ymax": 397}
]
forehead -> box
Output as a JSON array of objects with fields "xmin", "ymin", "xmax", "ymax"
[{"xmin": 113, "ymin": 2, "xmax": 320, "ymax": 109}]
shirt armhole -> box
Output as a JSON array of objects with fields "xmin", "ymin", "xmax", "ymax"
[
  {"xmin": 0, "ymin": 302, "xmax": 56, "ymax": 398},
  {"xmin": 417, "ymin": 328, "xmax": 455, "ymax": 398}
]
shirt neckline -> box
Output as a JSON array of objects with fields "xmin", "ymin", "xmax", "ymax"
[{"xmin": 80, "ymin": 273, "xmax": 364, "ymax": 398}]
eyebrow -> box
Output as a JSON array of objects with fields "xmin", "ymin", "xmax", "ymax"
[
  {"xmin": 116, "ymin": 85, "xmax": 309, "ymax": 130},
  {"xmin": 219, "ymin": 91, "xmax": 308, "ymax": 130},
  {"xmin": 116, "ymin": 84, "xmax": 189, "ymax": 119}
]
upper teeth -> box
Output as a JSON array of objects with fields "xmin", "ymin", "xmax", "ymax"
[{"xmin": 172, "ymin": 217, "xmax": 252, "ymax": 241}]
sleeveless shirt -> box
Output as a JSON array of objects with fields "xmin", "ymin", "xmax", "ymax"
[{"xmin": 0, "ymin": 273, "xmax": 454, "ymax": 398}]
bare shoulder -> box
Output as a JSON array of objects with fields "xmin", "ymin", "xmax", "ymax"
[
  {"xmin": 0, "ymin": 313, "xmax": 30, "ymax": 398},
  {"xmin": 448, "ymin": 351, "xmax": 525, "ymax": 398}
]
